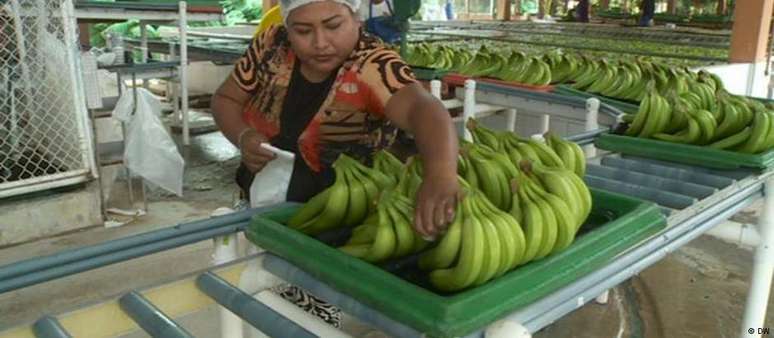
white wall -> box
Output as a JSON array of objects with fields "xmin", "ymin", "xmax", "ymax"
[{"xmin": 696, "ymin": 61, "xmax": 771, "ymax": 99}]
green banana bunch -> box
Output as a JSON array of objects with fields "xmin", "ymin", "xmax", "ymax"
[
  {"xmin": 373, "ymin": 149, "xmax": 404, "ymax": 183},
  {"xmin": 545, "ymin": 132, "xmax": 586, "ymax": 177},
  {"xmin": 521, "ymin": 161, "xmax": 592, "ymax": 229},
  {"xmin": 287, "ymin": 154, "xmax": 396, "ymax": 234},
  {"xmin": 625, "ymin": 81, "xmax": 672, "ymax": 138},
  {"xmin": 466, "ymin": 118, "xmax": 503, "ymax": 151},
  {"xmin": 339, "ymin": 191, "xmax": 426, "ymax": 262},
  {"xmin": 734, "ymin": 111, "xmax": 772, "ymax": 154}
]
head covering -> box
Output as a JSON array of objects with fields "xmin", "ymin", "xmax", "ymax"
[{"xmin": 280, "ymin": 0, "xmax": 361, "ymax": 25}]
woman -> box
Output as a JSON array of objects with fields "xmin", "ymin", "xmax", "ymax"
[
  {"xmin": 212, "ymin": 0, "xmax": 460, "ymax": 239},
  {"xmin": 212, "ymin": 0, "xmax": 459, "ymax": 329}
]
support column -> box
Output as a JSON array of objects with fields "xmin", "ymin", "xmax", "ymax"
[
  {"xmin": 497, "ymin": 0, "xmax": 512, "ymax": 20},
  {"xmin": 729, "ymin": 0, "xmax": 774, "ymax": 63},
  {"xmin": 667, "ymin": 0, "xmax": 677, "ymax": 14},
  {"xmin": 716, "ymin": 0, "xmax": 728, "ymax": 15}
]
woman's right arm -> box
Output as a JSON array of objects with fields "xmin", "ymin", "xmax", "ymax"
[{"xmin": 211, "ymin": 76, "xmax": 275, "ymax": 173}]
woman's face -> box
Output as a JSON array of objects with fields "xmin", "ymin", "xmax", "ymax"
[{"xmin": 286, "ymin": 1, "xmax": 360, "ymax": 77}]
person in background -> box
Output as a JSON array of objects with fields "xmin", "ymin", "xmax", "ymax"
[
  {"xmin": 211, "ymin": 0, "xmax": 460, "ymax": 327},
  {"xmin": 576, "ymin": 0, "xmax": 590, "ymax": 22},
  {"xmin": 639, "ymin": 0, "xmax": 656, "ymax": 26}
]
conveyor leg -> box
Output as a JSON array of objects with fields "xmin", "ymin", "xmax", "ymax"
[
  {"xmin": 210, "ymin": 207, "xmax": 243, "ymax": 338},
  {"xmin": 740, "ymin": 177, "xmax": 774, "ymax": 338},
  {"xmin": 430, "ymin": 79, "xmax": 442, "ymax": 99},
  {"xmin": 584, "ymin": 98, "xmax": 600, "ymax": 158},
  {"xmin": 505, "ymin": 108, "xmax": 517, "ymax": 133},
  {"xmin": 595, "ymin": 290, "xmax": 609, "ymax": 304},
  {"xmin": 179, "ymin": 0, "xmax": 190, "ymax": 145},
  {"xmin": 485, "ymin": 319, "xmax": 531, "ymax": 338},
  {"xmin": 540, "ymin": 114, "xmax": 550, "ymax": 135},
  {"xmin": 463, "ymin": 79, "xmax": 476, "ymax": 142}
]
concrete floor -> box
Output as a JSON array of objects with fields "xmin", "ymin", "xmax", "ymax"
[{"xmin": 1, "ymin": 131, "xmax": 773, "ymax": 337}]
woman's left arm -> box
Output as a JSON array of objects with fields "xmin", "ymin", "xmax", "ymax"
[{"xmin": 384, "ymin": 83, "xmax": 460, "ymax": 239}]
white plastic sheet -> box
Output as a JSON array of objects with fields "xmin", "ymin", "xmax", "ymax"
[
  {"xmin": 249, "ymin": 144, "xmax": 295, "ymax": 208},
  {"xmin": 113, "ymin": 88, "xmax": 185, "ymax": 196}
]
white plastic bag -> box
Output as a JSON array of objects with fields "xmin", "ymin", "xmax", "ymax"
[
  {"xmin": 113, "ymin": 88, "xmax": 185, "ymax": 196},
  {"xmin": 249, "ymin": 144, "xmax": 295, "ymax": 208}
]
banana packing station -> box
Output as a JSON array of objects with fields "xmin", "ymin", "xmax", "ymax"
[{"xmin": 3, "ymin": 0, "xmax": 774, "ymax": 337}]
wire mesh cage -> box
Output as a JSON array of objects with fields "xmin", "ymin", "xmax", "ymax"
[{"xmin": 0, "ymin": 0, "xmax": 95, "ymax": 198}]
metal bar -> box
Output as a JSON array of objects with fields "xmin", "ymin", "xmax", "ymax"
[
  {"xmin": 98, "ymin": 61, "xmax": 181, "ymax": 73},
  {"xmin": 584, "ymin": 175, "xmax": 697, "ymax": 209},
  {"xmin": 586, "ymin": 164, "xmax": 717, "ymax": 199},
  {"xmin": 0, "ymin": 222, "xmax": 248, "ymax": 294},
  {"xmin": 618, "ymin": 155, "xmax": 755, "ymax": 181},
  {"xmin": 196, "ymin": 272, "xmax": 319, "ymax": 338},
  {"xmin": 471, "ymin": 82, "xmax": 624, "ymax": 119},
  {"xmin": 497, "ymin": 181, "xmax": 763, "ymax": 333},
  {"xmin": 119, "ymin": 291, "xmax": 194, "ymax": 338},
  {"xmin": 261, "ymin": 254, "xmax": 427, "ymax": 338},
  {"xmin": 565, "ymin": 127, "xmax": 609, "ymax": 144},
  {"xmin": 179, "ymin": 1, "xmax": 190, "ymax": 145},
  {"xmin": 0, "ymin": 204, "xmax": 284, "ymax": 285},
  {"xmin": 599, "ymin": 156, "xmax": 735, "ymax": 189},
  {"xmin": 0, "ymin": 170, "xmax": 91, "ymax": 199},
  {"xmin": 32, "ymin": 316, "xmax": 72, "ymax": 338}
]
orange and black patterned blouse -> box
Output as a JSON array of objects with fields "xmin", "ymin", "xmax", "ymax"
[{"xmin": 232, "ymin": 25, "xmax": 418, "ymax": 173}]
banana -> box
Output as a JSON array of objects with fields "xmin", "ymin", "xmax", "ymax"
[
  {"xmin": 653, "ymin": 116, "xmax": 702, "ymax": 145},
  {"xmin": 476, "ymin": 196, "xmax": 520, "ymax": 277},
  {"xmin": 688, "ymin": 109, "xmax": 718, "ymax": 145},
  {"xmin": 363, "ymin": 204, "xmax": 396, "ymax": 263},
  {"xmin": 515, "ymin": 181, "xmax": 544, "ymax": 264},
  {"xmin": 523, "ymin": 179, "xmax": 558, "ymax": 260},
  {"xmin": 531, "ymin": 181, "xmax": 578, "ymax": 252},
  {"xmin": 348, "ymin": 222, "xmax": 377, "ymax": 245},
  {"xmin": 387, "ymin": 205, "xmax": 414, "ymax": 258},
  {"xmin": 343, "ymin": 166, "xmax": 368, "ymax": 227},
  {"xmin": 350, "ymin": 163, "xmax": 379, "ymax": 214},
  {"xmin": 287, "ymin": 189, "xmax": 331, "ymax": 229},
  {"xmin": 737, "ymin": 111, "xmax": 771, "ymax": 154},
  {"xmin": 530, "ymin": 162, "xmax": 591, "ymax": 225},
  {"xmin": 708, "ymin": 127, "xmax": 752, "ymax": 150},
  {"xmin": 473, "ymin": 202, "xmax": 502, "ymax": 286},
  {"xmin": 303, "ymin": 164, "xmax": 351, "ymax": 234},
  {"xmin": 547, "ymin": 133, "xmax": 579, "ymax": 174},
  {"xmin": 639, "ymin": 90, "xmax": 670, "ymax": 138},
  {"xmin": 509, "ymin": 180, "xmax": 523, "ymax": 224},
  {"xmin": 761, "ymin": 112, "xmax": 774, "ymax": 152},
  {"xmin": 471, "ymin": 157, "xmax": 505, "ymax": 209},
  {"xmin": 626, "ymin": 88, "xmax": 652, "ymax": 136},
  {"xmin": 338, "ymin": 244, "xmax": 371, "ymax": 258},
  {"xmin": 418, "ymin": 211, "xmax": 462, "ymax": 270},
  {"xmin": 429, "ymin": 198, "xmax": 485, "ymax": 292},
  {"xmin": 714, "ymin": 99, "xmax": 742, "ymax": 139},
  {"xmin": 525, "ymin": 138, "xmax": 564, "ymax": 168}
]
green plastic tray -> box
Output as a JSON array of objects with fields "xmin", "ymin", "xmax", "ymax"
[
  {"xmin": 553, "ymin": 84, "xmax": 641, "ymax": 114},
  {"xmin": 412, "ymin": 66, "xmax": 450, "ymax": 80},
  {"xmin": 595, "ymin": 133, "xmax": 774, "ymax": 170},
  {"xmin": 245, "ymin": 188, "xmax": 665, "ymax": 338}
]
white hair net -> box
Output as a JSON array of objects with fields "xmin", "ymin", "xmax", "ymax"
[{"xmin": 280, "ymin": 0, "xmax": 361, "ymax": 25}]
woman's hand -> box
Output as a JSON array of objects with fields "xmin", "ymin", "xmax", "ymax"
[
  {"xmin": 414, "ymin": 172, "xmax": 461, "ymax": 239},
  {"xmin": 239, "ymin": 129, "xmax": 276, "ymax": 173}
]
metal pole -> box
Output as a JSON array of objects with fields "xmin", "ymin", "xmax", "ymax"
[
  {"xmin": 119, "ymin": 291, "xmax": 194, "ymax": 338},
  {"xmin": 210, "ymin": 208, "xmax": 243, "ymax": 338},
  {"xmin": 196, "ymin": 272, "xmax": 319, "ymax": 338},
  {"xmin": 740, "ymin": 177, "xmax": 774, "ymax": 338},
  {"xmin": 0, "ymin": 223, "xmax": 246, "ymax": 294},
  {"xmin": 140, "ymin": 21, "xmax": 149, "ymax": 90},
  {"xmin": 505, "ymin": 109, "xmax": 517, "ymax": 133},
  {"xmin": 463, "ymin": 79, "xmax": 476, "ymax": 142},
  {"xmin": 584, "ymin": 98, "xmax": 600, "ymax": 158},
  {"xmin": 32, "ymin": 316, "xmax": 72, "ymax": 338},
  {"xmin": 179, "ymin": 1, "xmax": 190, "ymax": 145}
]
